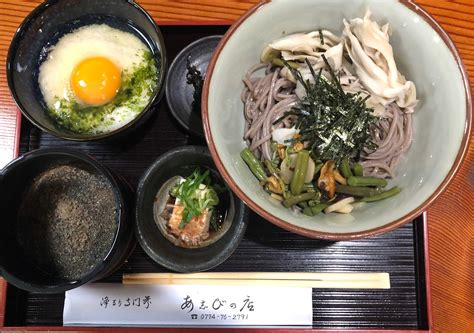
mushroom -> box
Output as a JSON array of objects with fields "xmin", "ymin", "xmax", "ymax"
[
  {"xmin": 265, "ymin": 175, "xmax": 283, "ymax": 194},
  {"xmin": 324, "ymin": 197, "xmax": 355, "ymax": 214},
  {"xmin": 260, "ymin": 45, "xmax": 281, "ymax": 63},
  {"xmin": 318, "ymin": 160, "xmax": 337, "ymax": 199},
  {"xmin": 343, "ymin": 9, "xmax": 417, "ymax": 114},
  {"xmin": 333, "ymin": 169, "xmax": 347, "ymax": 185},
  {"xmin": 269, "ymin": 30, "xmax": 341, "ymax": 54},
  {"xmin": 265, "ymin": 30, "xmax": 345, "ymax": 84}
]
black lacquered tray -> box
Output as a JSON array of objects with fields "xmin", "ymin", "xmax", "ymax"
[{"xmin": 3, "ymin": 25, "xmax": 429, "ymax": 331}]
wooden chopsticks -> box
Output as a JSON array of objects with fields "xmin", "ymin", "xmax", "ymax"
[{"xmin": 123, "ymin": 272, "xmax": 390, "ymax": 289}]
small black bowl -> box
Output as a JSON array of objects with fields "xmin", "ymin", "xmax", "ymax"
[
  {"xmin": 135, "ymin": 146, "xmax": 248, "ymax": 272},
  {"xmin": 6, "ymin": 0, "xmax": 167, "ymax": 141},
  {"xmin": 166, "ymin": 36, "xmax": 221, "ymax": 137},
  {"xmin": 0, "ymin": 148, "xmax": 135, "ymax": 293}
]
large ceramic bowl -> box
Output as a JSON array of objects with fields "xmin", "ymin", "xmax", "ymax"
[
  {"xmin": 203, "ymin": 0, "xmax": 472, "ymax": 240},
  {"xmin": 6, "ymin": 0, "xmax": 166, "ymax": 141}
]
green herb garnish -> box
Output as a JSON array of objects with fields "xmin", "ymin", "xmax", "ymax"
[
  {"xmin": 275, "ymin": 56, "xmax": 377, "ymax": 165},
  {"xmin": 47, "ymin": 50, "xmax": 159, "ymax": 134},
  {"xmin": 170, "ymin": 168, "xmax": 219, "ymax": 229}
]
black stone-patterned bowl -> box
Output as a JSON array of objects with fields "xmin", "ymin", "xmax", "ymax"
[
  {"xmin": 6, "ymin": 0, "xmax": 167, "ymax": 141},
  {"xmin": 0, "ymin": 148, "xmax": 135, "ymax": 293}
]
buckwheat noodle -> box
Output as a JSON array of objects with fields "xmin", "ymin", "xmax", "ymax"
[
  {"xmin": 242, "ymin": 65, "xmax": 298, "ymax": 161},
  {"xmin": 242, "ymin": 65, "xmax": 413, "ymax": 178}
]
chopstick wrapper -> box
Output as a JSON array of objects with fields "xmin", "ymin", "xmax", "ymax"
[{"xmin": 63, "ymin": 283, "xmax": 313, "ymax": 327}]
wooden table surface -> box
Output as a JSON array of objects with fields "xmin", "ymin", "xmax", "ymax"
[{"xmin": 0, "ymin": 1, "xmax": 473, "ymax": 332}]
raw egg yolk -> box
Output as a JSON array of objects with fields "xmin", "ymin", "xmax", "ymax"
[{"xmin": 70, "ymin": 57, "xmax": 121, "ymax": 106}]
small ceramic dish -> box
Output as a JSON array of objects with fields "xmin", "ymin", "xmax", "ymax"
[
  {"xmin": 166, "ymin": 36, "xmax": 222, "ymax": 137},
  {"xmin": 0, "ymin": 148, "xmax": 134, "ymax": 293},
  {"xmin": 7, "ymin": 0, "xmax": 167, "ymax": 141},
  {"xmin": 202, "ymin": 0, "xmax": 472, "ymax": 240},
  {"xmin": 135, "ymin": 145, "xmax": 248, "ymax": 272}
]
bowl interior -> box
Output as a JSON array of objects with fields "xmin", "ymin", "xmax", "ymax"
[
  {"xmin": 166, "ymin": 35, "xmax": 222, "ymax": 137},
  {"xmin": 206, "ymin": 0, "xmax": 468, "ymax": 235},
  {"xmin": 0, "ymin": 150, "xmax": 122, "ymax": 291},
  {"xmin": 7, "ymin": 0, "xmax": 166, "ymax": 140},
  {"xmin": 135, "ymin": 146, "xmax": 248, "ymax": 272}
]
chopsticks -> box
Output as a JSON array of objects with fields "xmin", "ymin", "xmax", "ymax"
[{"xmin": 123, "ymin": 272, "xmax": 390, "ymax": 289}]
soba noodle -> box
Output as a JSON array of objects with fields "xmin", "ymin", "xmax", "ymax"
[
  {"xmin": 242, "ymin": 65, "xmax": 297, "ymax": 160},
  {"xmin": 362, "ymin": 103, "xmax": 413, "ymax": 178},
  {"xmin": 242, "ymin": 10, "xmax": 415, "ymax": 179}
]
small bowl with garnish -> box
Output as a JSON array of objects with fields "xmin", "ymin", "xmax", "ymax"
[
  {"xmin": 135, "ymin": 146, "xmax": 248, "ymax": 272},
  {"xmin": 166, "ymin": 36, "xmax": 222, "ymax": 137},
  {"xmin": 0, "ymin": 148, "xmax": 134, "ymax": 293},
  {"xmin": 202, "ymin": 2, "xmax": 471, "ymax": 239},
  {"xmin": 7, "ymin": 0, "xmax": 166, "ymax": 140}
]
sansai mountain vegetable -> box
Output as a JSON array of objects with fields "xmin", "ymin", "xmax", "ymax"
[{"xmin": 241, "ymin": 146, "xmax": 401, "ymax": 217}]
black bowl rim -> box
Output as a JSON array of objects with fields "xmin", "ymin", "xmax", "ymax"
[
  {"xmin": 135, "ymin": 145, "xmax": 248, "ymax": 273},
  {"xmin": 6, "ymin": 0, "xmax": 168, "ymax": 142},
  {"xmin": 0, "ymin": 148, "xmax": 126, "ymax": 293},
  {"xmin": 165, "ymin": 35, "xmax": 222, "ymax": 138}
]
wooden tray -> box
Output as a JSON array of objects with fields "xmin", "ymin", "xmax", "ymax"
[{"xmin": 0, "ymin": 24, "xmax": 432, "ymax": 332}]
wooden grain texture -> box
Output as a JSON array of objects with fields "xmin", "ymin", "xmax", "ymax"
[
  {"xmin": 414, "ymin": 2, "xmax": 474, "ymax": 333},
  {"xmin": 0, "ymin": 0, "xmax": 473, "ymax": 332}
]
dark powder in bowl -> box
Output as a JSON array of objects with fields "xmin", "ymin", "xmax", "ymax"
[{"xmin": 16, "ymin": 164, "xmax": 118, "ymax": 280}]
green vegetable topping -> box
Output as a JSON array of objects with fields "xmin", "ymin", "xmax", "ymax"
[
  {"xmin": 290, "ymin": 150, "xmax": 310, "ymax": 195},
  {"xmin": 347, "ymin": 176, "xmax": 387, "ymax": 187},
  {"xmin": 241, "ymin": 148, "xmax": 267, "ymax": 181},
  {"xmin": 170, "ymin": 168, "xmax": 220, "ymax": 229},
  {"xmin": 340, "ymin": 158, "xmax": 353, "ymax": 178},
  {"xmin": 282, "ymin": 192, "xmax": 317, "ymax": 208},
  {"xmin": 360, "ymin": 186, "xmax": 401, "ymax": 202},
  {"xmin": 303, "ymin": 203, "xmax": 329, "ymax": 216},
  {"xmin": 335, "ymin": 184, "xmax": 382, "ymax": 197},
  {"xmin": 352, "ymin": 163, "xmax": 364, "ymax": 177}
]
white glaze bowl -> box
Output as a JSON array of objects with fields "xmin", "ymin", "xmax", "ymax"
[{"xmin": 203, "ymin": 0, "xmax": 471, "ymax": 240}]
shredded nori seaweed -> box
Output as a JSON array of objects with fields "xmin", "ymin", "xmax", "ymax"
[{"xmin": 275, "ymin": 56, "xmax": 377, "ymax": 165}]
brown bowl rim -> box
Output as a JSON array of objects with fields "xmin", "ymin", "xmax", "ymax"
[{"xmin": 202, "ymin": 0, "xmax": 472, "ymax": 240}]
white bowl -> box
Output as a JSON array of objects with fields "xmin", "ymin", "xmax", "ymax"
[{"xmin": 203, "ymin": 0, "xmax": 471, "ymax": 240}]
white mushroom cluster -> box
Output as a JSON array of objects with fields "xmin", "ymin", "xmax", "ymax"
[{"xmin": 262, "ymin": 10, "xmax": 417, "ymax": 116}]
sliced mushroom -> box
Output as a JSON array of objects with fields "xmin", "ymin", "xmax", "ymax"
[
  {"xmin": 343, "ymin": 10, "xmax": 417, "ymax": 113},
  {"xmin": 270, "ymin": 193, "xmax": 284, "ymax": 201},
  {"xmin": 260, "ymin": 46, "xmax": 281, "ymax": 63},
  {"xmin": 324, "ymin": 197, "xmax": 355, "ymax": 214},
  {"xmin": 318, "ymin": 160, "xmax": 337, "ymax": 199},
  {"xmin": 333, "ymin": 169, "xmax": 347, "ymax": 185},
  {"xmin": 269, "ymin": 30, "xmax": 341, "ymax": 54},
  {"xmin": 277, "ymin": 144, "xmax": 286, "ymax": 160},
  {"xmin": 265, "ymin": 175, "xmax": 283, "ymax": 194},
  {"xmin": 293, "ymin": 141, "xmax": 305, "ymax": 152}
]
